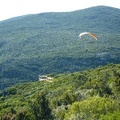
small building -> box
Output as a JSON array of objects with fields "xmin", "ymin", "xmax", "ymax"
[{"xmin": 38, "ymin": 75, "xmax": 53, "ymax": 81}]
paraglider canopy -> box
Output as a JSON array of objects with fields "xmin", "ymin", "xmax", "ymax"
[{"xmin": 79, "ymin": 32, "xmax": 97, "ymax": 40}]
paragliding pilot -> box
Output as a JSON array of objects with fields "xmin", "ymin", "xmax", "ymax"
[{"xmin": 79, "ymin": 32, "xmax": 98, "ymax": 53}]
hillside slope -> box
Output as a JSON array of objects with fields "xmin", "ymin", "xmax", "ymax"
[
  {"xmin": 0, "ymin": 6, "xmax": 120, "ymax": 89},
  {"xmin": 0, "ymin": 63, "xmax": 120, "ymax": 119}
]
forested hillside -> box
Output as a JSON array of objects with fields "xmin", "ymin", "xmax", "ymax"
[
  {"xmin": 0, "ymin": 6, "xmax": 120, "ymax": 89},
  {"xmin": 0, "ymin": 64, "xmax": 120, "ymax": 119}
]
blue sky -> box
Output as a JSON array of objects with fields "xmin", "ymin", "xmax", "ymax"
[{"xmin": 0, "ymin": 0, "xmax": 120, "ymax": 21}]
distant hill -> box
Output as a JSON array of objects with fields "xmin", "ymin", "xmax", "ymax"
[{"xmin": 0, "ymin": 6, "xmax": 120, "ymax": 89}]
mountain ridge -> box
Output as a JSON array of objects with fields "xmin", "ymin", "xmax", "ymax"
[
  {"xmin": 1, "ymin": 5, "xmax": 119, "ymax": 22},
  {"xmin": 0, "ymin": 6, "xmax": 120, "ymax": 89}
]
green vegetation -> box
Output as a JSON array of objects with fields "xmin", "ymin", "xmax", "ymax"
[
  {"xmin": 0, "ymin": 6, "xmax": 120, "ymax": 89},
  {"xmin": 0, "ymin": 5, "xmax": 119, "ymax": 120},
  {"xmin": 0, "ymin": 63, "xmax": 120, "ymax": 119}
]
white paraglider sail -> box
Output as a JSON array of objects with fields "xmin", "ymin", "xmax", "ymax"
[{"xmin": 79, "ymin": 32, "xmax": 97, "ymax": 40}]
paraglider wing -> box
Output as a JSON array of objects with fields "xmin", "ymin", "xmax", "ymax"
[
  {"xmin": 79, "ymin": 32, "xmax": 89, "ymax": 38},
  {"xmin": 79, "ymin": 32, "xmax": 97, "ymax": 40},
  {"xmin": 89, "ymin": 33, "xmax": 97, "ymax": 40}
]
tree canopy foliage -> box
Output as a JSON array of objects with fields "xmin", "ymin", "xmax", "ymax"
[{"xmin": 0, "ymin": 63, "xmax": 120, "ymax": 119}]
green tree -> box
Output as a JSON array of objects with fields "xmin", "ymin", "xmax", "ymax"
[
  {"xmin": 64, "ymin": 96, "xmax": 119, "ymax": 120},
  {"xmin": 30, "ymin": 92, "xmax": 53, "ymax": 120},
  {"xmin": 16, "ymin": 110, "xmax": 34, "ymax": 120}
]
